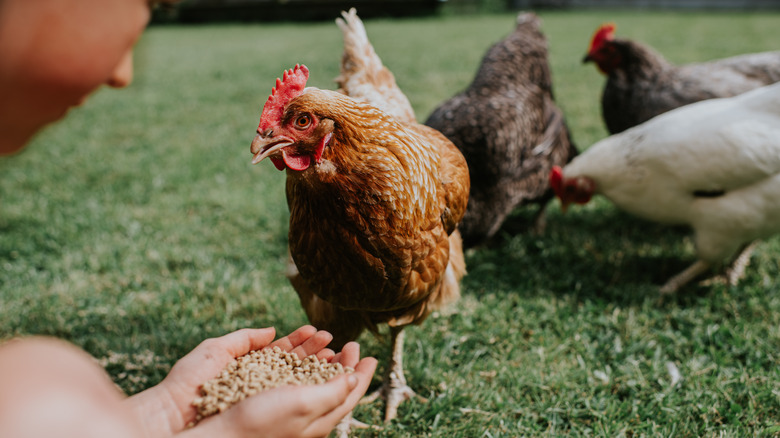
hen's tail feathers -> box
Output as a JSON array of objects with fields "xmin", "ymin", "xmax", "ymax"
[
  {"xmin": 516, "ymin": 11, "xmax": 539, "ymax": 26},
  {"xmin": 335, "ymin": 8, "xmax": 375, "ymax": 82},
  {"xmin": 335, "ymin": 8, "xmax": 416, "ymax": 123},
  {"xmin": 436, "ymin": 230, "xmax": 466, "ymax": 310}
]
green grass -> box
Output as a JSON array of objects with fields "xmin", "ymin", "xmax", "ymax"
[{"xmin": 2, "ymin": 9, "xmax": 780, "ymax": 437}]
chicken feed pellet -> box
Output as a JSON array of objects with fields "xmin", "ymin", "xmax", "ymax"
[{"xmin": 191, "ymin": 346, "xmax": 353, "ymax": 422}]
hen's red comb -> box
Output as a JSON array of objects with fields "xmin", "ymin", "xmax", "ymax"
[
  {"xmin": 588, "ymin": 23, "xmax": 616, "ymax": 53},
  {"xmin": 258, "ymin": 64, "xmax": 310, "ymax": 132}
]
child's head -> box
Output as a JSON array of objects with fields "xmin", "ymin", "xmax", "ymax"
[{"xmin": 0, "ymin": 0, "xmax": 175, "ymax": 154}]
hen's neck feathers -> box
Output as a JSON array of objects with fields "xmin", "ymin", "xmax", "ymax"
[
  {"xmin": 287, "ymin": 89, "xmax": 441, "ymax": 225},
  {"xmin": 612, "ymin": 38, "xmax": 671, "ymax": 78}
]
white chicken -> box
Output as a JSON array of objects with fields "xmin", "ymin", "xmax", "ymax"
[{"xmin": 550, "ymin": 82, "xmax": 780, "ymax": 294}]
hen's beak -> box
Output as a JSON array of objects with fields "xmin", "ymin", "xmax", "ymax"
[{"xmin": 250, "ymin": 132, "xmax": 293, "ymax": 165}]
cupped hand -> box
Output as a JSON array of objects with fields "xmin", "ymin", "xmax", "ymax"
[
  {"xmin": 162, "ymin": 325, "xmax": 337, "ymax": 422},
  {"xmin": 126, "ymin": 326, "xmax": 375, "ymax": 438},
  {"xmin": 186, "ymin": 341, "xmax": 377, "ymax": 438}
]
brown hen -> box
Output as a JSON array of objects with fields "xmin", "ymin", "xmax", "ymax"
[{"xmin": 249, "ymin": 9, "xmax": 469, "ymax": 424}]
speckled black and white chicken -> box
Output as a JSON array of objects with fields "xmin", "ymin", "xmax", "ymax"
[{"xmin": 425, "ymin": 12, "xmax": 577, "ymax": 248}]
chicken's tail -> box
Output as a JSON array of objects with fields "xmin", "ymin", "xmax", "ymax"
[
  {"xmin": 335, "ymin": 8, "xmax": 416, "ymax": 123},
  {"xmin": 431, "ymin": 230, "xmax": 466, "ymax": 312},
  {"xmin": 447, "ymin": 229, "xmax": 467, "ymax": 287}
]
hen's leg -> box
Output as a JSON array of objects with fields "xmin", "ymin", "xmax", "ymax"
[
  {"xmin": 725, "ymin": 241, "xmax": 758, "ymax": 286},
  {"xmin": 660, "ymin": 260, "xmax": 711, "ymax": 295},
  {"xmin": 696, "ymin": 241, "xmax": 759, "ymax": 289},
  {"xmin": 361, "ymin": 326, "xmax": 426, "ymax": 421},
  {"xmin": 530, "ymin": 202, "xmax": 548, "ymax": 235}
]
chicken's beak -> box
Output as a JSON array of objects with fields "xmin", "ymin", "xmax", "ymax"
[
  {"xmin": 559, "ymin": 200, "xmax": 571, "ymax": 214},
  {"xmin": 582, "ymin": 53, "xmax": 593, "ymax": 64},
  {"xmin": 250, "ymin": 132, "xmax": 293, "ymax": 165}
]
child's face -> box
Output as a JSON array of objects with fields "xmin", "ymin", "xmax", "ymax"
[{"xmin": 0, "ymin": 0, "xmax": 157, "ymax": 154}]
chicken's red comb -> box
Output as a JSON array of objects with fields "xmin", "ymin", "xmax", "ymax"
[
  {"xmin": 258, "ymin": 64, "xmax": 310, "ymax": 131},
  {"xmin": 588, "ymin": 23, "xmax": 616, "ymax": 53}
]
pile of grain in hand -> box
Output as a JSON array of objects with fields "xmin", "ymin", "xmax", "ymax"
[{"xmin": 191, "ymin": 346, "xmax": 353, "ymax": 422}]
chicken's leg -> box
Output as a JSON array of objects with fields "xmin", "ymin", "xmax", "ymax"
[
  {"xmin": 360, "ymin": 326, "xmax": 426, "ymax": 422},
  {"xmin": 662, "ymin": 240, "xmax": 759, "ymax": 295},
  {"xmin": 725, "ymin": 241, "xmax": 758, "ymax": 286},
  {"xmin": 530, "ymin": 202, "xmax": 549, "ymax": 235},
  {"xmin": 660, "ymin": 260, "xmax": 711, "ymax": 295},
  {"xmin": 698, "ymin": 240, "xmax": 759, "ymax": 288},
  {"xmin": 333, "ymin": 411, "xmax": 381, "ymax": 438}
]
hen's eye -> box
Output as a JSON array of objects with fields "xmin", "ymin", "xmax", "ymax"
[{"xmin": 294, "ymin": 115, "xmax": 311, "ymax": 129}]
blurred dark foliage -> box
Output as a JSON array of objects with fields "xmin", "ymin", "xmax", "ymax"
[{"xmin": 152, "ymin": 0, "xmax": 444, "ymax": 23}]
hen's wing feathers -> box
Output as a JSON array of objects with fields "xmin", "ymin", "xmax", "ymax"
[
  {"xmin": 665, "ymin": 119, "xmax": 780, "ymax": 193},
  {"xmin": 532, "ymin": 98, "xmax": 575, "ymax": 159},
  {"xmin": 336, "ymin": 8, "xmax": 416, "ymax": 123},
  {"xmin": 681, "ymin": 51, "xmax": 780, "ymax": 92},
  {"xmin": 406, "ymin": 123, "xmax": 470, "ymax": 234}
]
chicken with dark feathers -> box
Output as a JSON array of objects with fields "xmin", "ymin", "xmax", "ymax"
[
  {"xmin": 425, "ymin": 13, "xmax": 577, "ymax": 248},
  {"xmin": 585, "ymin": 23, "xmax": 780, "ymax": 134}
]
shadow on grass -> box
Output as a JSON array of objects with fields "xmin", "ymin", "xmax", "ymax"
[
  {"xmin": 0, "ymin": 216, "xmax": 67, "ymax": 265},
  {"xmin": 461, "ymin": 202, "xmax": 710, "ymax": 306}
]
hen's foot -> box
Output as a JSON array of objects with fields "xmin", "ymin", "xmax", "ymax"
[
  {"xmin": 332, "ymin": 411, "xmax": 382, "ymax": 438},
  {"xmin": 725, "ymin": 241, "xmax": 758, "ymax": 285},
  {"xmin": 697, "ymin": 241, "xmax": 758, "ymax": 288},
  {"xmin": 360, "ymin": 373, "xmax": 427, "ymax": 422},
  {"xmin": 359, "ymin": 327, "xmax": 427, "ymax": 422},
  {"xmin": 332, "ymin": 415, "xmax": 381, "ymax": 437}
]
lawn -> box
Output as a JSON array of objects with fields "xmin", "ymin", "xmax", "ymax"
[{"xmin": 1, "ymin": 8, "xmax": 779, "ymax": 437}]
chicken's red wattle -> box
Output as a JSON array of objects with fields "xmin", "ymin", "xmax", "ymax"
[{"xmin": 282, "ymin": 152, "xmax": 311, "ymax": 171}]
